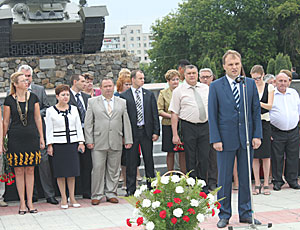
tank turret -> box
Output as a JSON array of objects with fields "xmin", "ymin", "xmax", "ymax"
[{"xmin": 0, "ymin": 0, "xmax": 108, "ymax": 57}]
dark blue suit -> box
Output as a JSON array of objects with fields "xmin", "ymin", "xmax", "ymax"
[{"xmin": 208, "ymin": 76, "xmax": 262, "ymax": 220}]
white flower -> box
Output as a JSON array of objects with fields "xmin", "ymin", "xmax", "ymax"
[
  {"xmin": 146, "ymin": 221, "xmax": 155, "ymax": 230},
  {"xmin": 186, "ymin": 177, "xmax": 195, "ymax": 186},
  {"xmin": 207, "ymin": 194, "xmax": 215, "ymax": 203},
  {"xmin": 151, "ymin": 179, "xmax": 157, "ymax": 187},
  {"xmin": 190, "ymin": 199, "xmax": 199, "ymax": 207},
  {"xmin": 142, "ymin": 199, "xmax": 151, "ymax": 208},
  {"xmin": 175, "ymin": 186, "xmax": 184, "ymax": 193},
  {"xmin": 171, "ymin": 175, "xmax": 180, "ymax": 183},
  {"xmin": 196, "ymin": 213, "xmax": 205, "ymax": 223},
  {"xmin": 132, "ymin": 208, "xmax": 140, "ymax": 218},
  {"xmin": 151, "ymin": 201, "xmax": 161, "ymax": 209},
  {"xmin": 173, "ymin": 208, "xmax": 183, "ymax": 217},
  {"xmin": 140, "ymin": 184, "xmax": 148, "ymax": 192},
  {"xmin": 161, "ymin": 176, "xmax": 169, "ymax": 184},
  {"xmin": 197, "ymin": 179, "xmax": 206, "ymax": 187},
  {"xmin": 134, "ymin": 189, "xmax": 142, "ymax": 197}
]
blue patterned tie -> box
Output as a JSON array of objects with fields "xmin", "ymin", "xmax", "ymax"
[
  {"xmin": 232, "ymin": 82, "xmax": 240, "ymax": 108},
  {"xmin": 75, "ymin": 93, "xmax": 86, "ymax": 123},
  {"xmin": 135, "ymin": 89, "xmax": 143, "ymax": 123}
]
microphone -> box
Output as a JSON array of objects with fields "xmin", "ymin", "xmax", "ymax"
[{"xmin": 235, "ymin": 76, "xmax": 245, "ymax": 83}]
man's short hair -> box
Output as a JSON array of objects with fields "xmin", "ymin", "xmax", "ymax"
[
  {"xmin": 184, "ymin": 65, "xmax": 198, "ymax": 73},
  {"xmin": 250, "ymin": 65, "xmax": 264, "ymax": 75},
  {"xmin": 70, "ymin": 74, "xmax": 81, "ymax": 86},
  {"xmin": 199, "ymin": 68, "xmax": 213, "ymax": 76},
  {"xmin": 222, "ymin": 50, "xmax": 241, "ymax": 65},
  {"xmin": 276, "ymin": 72, "xmax": 289, "ymax": 79},
  {"xmin": 178, "ymin": 59, "xmax": 190, "ymax": 68},
  {"xmin": 279, "ymin": 69, "xmax": 292, "ymax": 81},
  {"xmin": 292, "ymin": 67, "xmax": 296, "ymax": 71},
  {"xmin": 100, "ymin": 77, "xmax": 114, "ymax": 87},
  {"xmin": 131, "ymin": 70, "xmax": 143, "ymax": 79},
  {"xmin": 18, "ymin": 65, "xmax": 33, "ymax": 75}
]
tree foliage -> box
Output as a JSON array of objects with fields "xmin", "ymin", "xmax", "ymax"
[
  {"xmin": 149, "ymin": 0, "xmax": 299, "ymax": 81},
  {"xmin": 266, "ymin": 58, "xmax": 275, "ymax": 75}
]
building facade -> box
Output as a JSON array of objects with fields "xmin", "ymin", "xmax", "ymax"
[{"xmin": 102, "ymin": 25, "xmax": 152, "ymax": 63}]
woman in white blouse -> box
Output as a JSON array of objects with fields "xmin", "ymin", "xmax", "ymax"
[{"xmin": 46, "ymin": 84, "xmax": 85, "ymax": 209}]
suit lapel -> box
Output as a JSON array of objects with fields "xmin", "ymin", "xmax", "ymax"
[
  {"xmin": 222, "ymin": 76, "xmax": 238, "ymax": 110},
  {"xmin": 98, "ymin": 96, "xmax": 110, "ymax": 118},
  {"xmin": 69, "ymin": 91, "xmax": 77, "ymax": 106}
]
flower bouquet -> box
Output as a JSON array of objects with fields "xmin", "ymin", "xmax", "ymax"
[
  {"xmin": 125, "ymin": 171, "xmax": 221, "ymax": 229},
  {"xmin": 0, "ymin": 137, "xmax": 15, "ymax": 185}
]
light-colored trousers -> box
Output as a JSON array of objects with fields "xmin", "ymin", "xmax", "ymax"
[
  {"xmin": 91, "ymin": 149, "xmax": 122, "ymax": 200},
  {"xmin": 0, "ymin": 156, "xmax": 5, "ymax": 201}
]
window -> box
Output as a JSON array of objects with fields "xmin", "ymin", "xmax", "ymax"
[
  {"xmin": 131, "ymin": 50, "xmax": 134, "ymax": 54},
  {"xmin": 122, "ymin": 44, "xmax": 125, "ymax": 48},
  {"xmin": 138, "ymin": 43, "xmax": 141, "ymax": 47},
  {"xmin": 137, "ymin": 29, "xmax": 141, "ymax": 33},
  {"xmin": 122, "ymin": 37, "xmax": 125, "ymax": 41},
  {"xmin": 137, "ymin": 50, "xmax": 141, "ymax": 54},
  {"xmin": 144, "ymin": 43, "xmax": 147, "ymax": 47},
  {"xmin": 138, "ymin": 57, "xmax": 141, "ymax": 61},
  {"xmin": 137, "ymin": 37, "xmax": 141, "ymax": 41},
  {"xmin": 143, "ymin": 36, "xmax": 147, "ymax": 41},
  {"xmin": 130, "ymin": 30, "xmax": 134, "ymax": 34},
  {"xmin": 144, "ymin": 57, "xmax": 148, "ymax": 61},
  {"xmin": 130, "ymin": 44, "xmax": 134, "ymax": 48},
  {"xmin": 130, "ymin": 37, "xmax": 134, "ymax": 41}
]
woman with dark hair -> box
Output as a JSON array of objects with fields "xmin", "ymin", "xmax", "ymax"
[
  {"xmin": 3, "ymin": 72, "xmax": 45, "ymax": 214},
  {"xmin": 46, "ymin": 84, "xmax": 85, "ymax": 209},
  {"xmin": 83, "ymin": 73, "xmax": 101, "ymax": 97}
]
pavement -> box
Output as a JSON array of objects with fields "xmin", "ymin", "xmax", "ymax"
[{"xmin": 0, "ymin": 181, "xmax": 299, "ymax": 230}]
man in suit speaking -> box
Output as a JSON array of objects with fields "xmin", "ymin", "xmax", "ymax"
[
  {"xmin": 208, "ymin": 50, "xmax": 262, "ymax": 228},
  {"xmin": 85, "ymin": 77, "xmax": 133, "ymax": 205}
]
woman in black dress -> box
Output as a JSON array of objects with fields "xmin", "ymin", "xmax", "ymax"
[
  {"xmin": 45, "ymin": 84, "xmax": 85, "ymax": 209},
  {"xmin": 3, "ymin": 72, "xmax": 45, "ymax": 214},
  {"xmin": 250, "ymin": 65, "xmax": 274, "ymax": 195}
]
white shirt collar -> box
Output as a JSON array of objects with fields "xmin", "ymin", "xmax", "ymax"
[
  {"xmin": 131, "ymin": 86, "xmax": 142, "ymax": 93},
  {"xmin": 226, "ymin": 75, "xmax": 237, "ymax": 85},
  {"xmin": 274, "ymin": 87, "xmax": 292, "ymax": 95},
  {"xmin": 70, "ymin": 88, "xmax": 81, "ymax": 97},
  {"xmin": 101, "ymin": 95, "xmax": 114, "ymax": 102}
]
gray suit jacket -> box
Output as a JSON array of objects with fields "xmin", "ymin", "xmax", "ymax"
[
  {"xmin": 84, "ymin": 96, "xmax": 133, "ymax": 151},
  {"xmin": 31, "ymin": 83, "xmax": 50, "ymax": 117}
]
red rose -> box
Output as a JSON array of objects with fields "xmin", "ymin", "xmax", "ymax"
[
  {"xmin": 215, "ymin": 201, "xmax": 221, "ymax": 209},
  {"xmin": 174, "ymin": 198, "xmax": 182, "ymax": 204},
  {"xmin": 167, "ymin": 202, "xmax": 173, "ymax": 208},
  {"xmin": 159, "ymin": 210, "xmax": 167, "ymax": 219},
  {"xmin": 153, "ymin": 189, "xmax": 162, "ymax": 194},
  {"xmin": 182, "ymin": 215, "xmax": 190, "ymax": 222},
  {"xmin": 136, "ymin": 217, "xmax": 144, "ymax": 226},
  {"xmin": 136, "ymin": 200, "xmax": 141, "ymax": 208},
  {"xmin": 207, "ymin": 202, "xmax": 210, "ymax": 208},
  {"xmin": 212, "ymin": 209, "xmax": 215, "ymax": 216},
  {"xmin": 199, "ymin": 192, "xmax": 207, "ymax": 199},
  {"xmin": 187, "ymin": 208, "xmax": 195, "ymax": 214},
  {"xmin": 126, "ymin": 218, "xmax": 132, "ymax": 227},
  {"xmin": 171, "ymin": 217, "xmax": 177, "ymax": 224}
]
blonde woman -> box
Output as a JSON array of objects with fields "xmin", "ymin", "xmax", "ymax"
[{"xmin": 3, "ymin": 72, "xmax": 44, "ymax": 214}]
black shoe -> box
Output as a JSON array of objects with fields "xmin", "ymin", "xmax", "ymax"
[
  {"xmin": 288, "ymin": 183, "xmax": 300, "ymax": 189},
  {"xmin": 82, "ymin": 194, "xmax": 91, "ymax": 199},
  {"xmin": 273, "ymin": 183, "xmax": 282, "ymax": 191},
  {"xmin": 209, "ymin": 184, "xmax": 217, "ymax": 191},
  {"xmin": 125, "ymin": 192, "xmax": 134, "ymax": 197},
  {"xmin": 32, "ymin": 197, "xmax": 38, "ymax": 203},
  {"xmin": 239, "ymin": 217, "xmax": 261, "ymax": 225},
  {"xmin": 46, "ymin": 197, "xmax": 59, "ymax": 205},
  {"xmin": 217, "ymin": 219, "xmax": 229, "ymax": 228}
]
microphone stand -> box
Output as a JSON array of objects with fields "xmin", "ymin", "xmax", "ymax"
[{"xmin": 228, "ymin": 76, "xmax": 272, "ymax": 230}]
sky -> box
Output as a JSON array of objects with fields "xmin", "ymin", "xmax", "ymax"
[{"xmin": 71, "ymin": 0, "xmax": 183, "ymax": 34}]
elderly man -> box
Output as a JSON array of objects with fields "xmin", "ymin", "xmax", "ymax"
[
  {"xmin": 19, "ymin": 65, "xmax": 58, "ymax": 205},
  {"xmin": 208, "ymin": 50, "xmax": 262, "ymax": 228},
  {"xmin": 199, "ymin": 68, "xmax": 217, "ymax": 191},
  {"xmin": 169, "ymin": 65, "xmax": 210, "ymax": 193},
  {"xmin": 85, "ymin": 78, "xmax": 132, "ymax": 205},
  {"xmin": 270, "ymin": 72, "xmax": 300, "ymax": 191}
]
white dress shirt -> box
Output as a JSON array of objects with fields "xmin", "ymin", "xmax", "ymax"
[
  {"xmin": 70, "ymin": 88, "xmax": 86, "ymax": 110},
  {"xmin": 226, "ymin": 75, "xmax": 240, "ymax": 95},
  {"xmin": 270, "ymin": 87, "xmax": 300, "ymax": 131},
  {"xmin": 131, "ymin": 86, "xmax": 145, "ymax": 126},
  {"xmin": 101, "ymin": 95, "xmax": 114, "ymax": 113}
]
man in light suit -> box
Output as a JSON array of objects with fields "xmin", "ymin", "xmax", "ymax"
[
  {"xmin": 84, "ymin": 77, "xmax": 133, "ymax": 205},
  {"xmin": 120, "ymin": 70, "xmax": 160, "ymax": 196},
  {"xmin": 69, "ymin": 74, "xmax": 92, "ymax": 199},
  {"xmin": 208, "ymin": 50, "xmax": 262, "ymax": 228},
  {"xmin": 19, "ymin": 65, "xmax": 58, "ymax": 205}
]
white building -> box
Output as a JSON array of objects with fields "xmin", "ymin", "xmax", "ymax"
[{"xmin": 102, "ymin": 25, "xmax": 153, "ymax": 63}]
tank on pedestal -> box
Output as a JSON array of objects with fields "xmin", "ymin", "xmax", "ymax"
[{"xmin": 0, "ymin": 0, "xmax": 109, "ymax": 57}]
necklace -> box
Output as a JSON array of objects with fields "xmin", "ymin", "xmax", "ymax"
[{"xmin": 15, "ymin": 92, "xmax": 28, "ymax": 126}]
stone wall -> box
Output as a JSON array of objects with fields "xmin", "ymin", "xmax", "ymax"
[{"xmin": 0, "ymin": 50, "xmax": 140, "ymax": 92}]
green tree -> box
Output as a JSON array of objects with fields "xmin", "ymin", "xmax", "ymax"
[
  {"xmin": 210, "ymin": 61, "xmax": 218, "ymax": 78},
  {"xmin": 267, "ymin": 58, "xmax": 275, "ymax": 75},
  {"xmin": 284, "ymin": 54, "xmax": 292, "ymax": 70},
  {"xmin": 275, "ymin": 53, "xmax": 288, "ymax": 74},
  {"xmin": 201, "ymin": 56, "xmax": 211, "ymax": 69}
]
